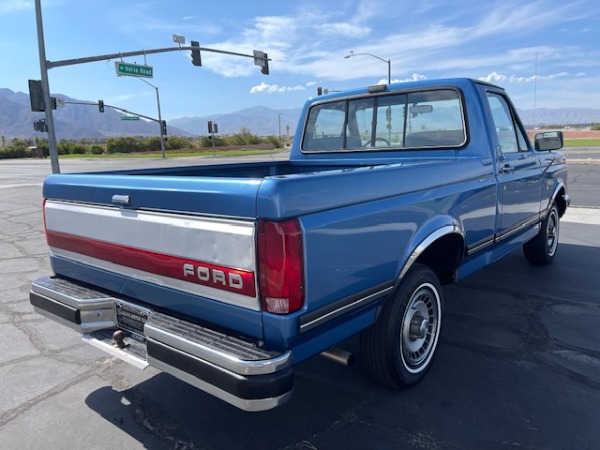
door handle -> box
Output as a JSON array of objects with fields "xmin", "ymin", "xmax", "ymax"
[{"xmin": 500, "ymin": 163, "xmax": 514, "ymax": 174}]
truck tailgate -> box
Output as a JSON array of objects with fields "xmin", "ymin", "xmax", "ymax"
[
  {"xmin": 43, "ymin": 173, "xmax": 262, "ymax": 217},
  {"xmin": 42, "ymin": 174, "xmax": 264, "ymax": 339}
]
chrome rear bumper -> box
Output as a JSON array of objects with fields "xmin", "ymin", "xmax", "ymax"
[{"xmin": 30, "ymin": 276, "xmax": 293, "ymax": 412}]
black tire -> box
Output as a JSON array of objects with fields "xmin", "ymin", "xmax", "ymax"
[
  {"xmin": 523, "ymin": 202, "xmax": 560, "ymax": 266},
  {"xmin": 361, "ymin": 263, "xmax": 443, "ymax": 388}
]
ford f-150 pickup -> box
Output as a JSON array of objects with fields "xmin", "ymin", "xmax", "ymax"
[{"xmin": 30, "ymin": 78, "xmax": 569, "ymax": 411}]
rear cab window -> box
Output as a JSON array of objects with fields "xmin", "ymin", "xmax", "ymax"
[{"xmin": 302, "ymin": 88, "xmax": 466, "ymax": 153}]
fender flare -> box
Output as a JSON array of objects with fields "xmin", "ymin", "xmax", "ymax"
[
  {"xmin": 547, "ymin": 179, "xmax": 569, "ymax": 216},
  {"xmin": 398, "ymin": 220, "xmax": 465, "ymax": 282}
]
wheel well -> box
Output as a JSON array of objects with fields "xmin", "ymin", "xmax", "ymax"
[
  {"xmin": 415, "ymin": 234, "xmax": 464, "ymax": 285},
  {"xmin": 555, "ymin": 187, "xmax": 567, "ymax": 217}
]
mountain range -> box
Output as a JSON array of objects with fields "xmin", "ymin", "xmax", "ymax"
[{"xmin": 1, "ymin": 87, "xmax": 599, "ymax": 141}]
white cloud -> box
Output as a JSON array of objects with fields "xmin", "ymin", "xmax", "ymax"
[
  {"xmin": 467, "ymin": 1, "xmax": 587, "ymax": 44},
  {"xmin": 195, "ymin": 2, "xmax": 379, "ymax": 79},
  {"xmin": 108, "ymin": 5, "xmax": 221, "ymax": 36},
  {"xmin": 156, "ymin": 0, "xmax": 597, "ymax": 90},
  {"xmin": 306, "ymin": 81, "xmax": 319, "ymax": 87},
  {"xmin": 315, "ymin": 22, "xmax": 371, "ymax": 38},
  {"xmin": 378, "ymin": 73, "xmax": 427, "ymax": 85},
  {"xmin": 479, "ymin": 71, "xmax": 570, "ymax": 84},
  {"xmin": 250, "ymin": 83, "xmax": 306, "ymax": 94},
  {"xmin": 0, "ymin": 0, "xmax": 31, "ymax": 14}
]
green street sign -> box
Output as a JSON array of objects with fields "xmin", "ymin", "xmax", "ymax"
[
  {"xmin": 115, "ymin": 62, "xmax": 153, "ymax": 78},
  {"xmin": 121, "ymin": 116, "xmax": 140, "ymax": 121}
]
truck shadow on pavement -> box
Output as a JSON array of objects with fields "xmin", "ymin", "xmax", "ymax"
[{"xmin": 85, "ymin": 242, "xmax": 600, "ymax": 450}]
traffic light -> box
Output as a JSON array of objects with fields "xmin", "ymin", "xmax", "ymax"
[
  {"xmin": 317, "ymin": 87, "xmax": 322, "ymax": 96},
  {"xmin": 161, "ymin": 120, "xmax": 167, "ymax": 135},
  {"xmin": 28, "ymin": 79, "xmax": 45, "ymax": 112},
  {"xmin": 191, "ymin": 41, "xmax": 202, "ymax": 66},
  {"xmin": 208, "ymin": 120, "xmax": 213, "ymax": 134},
  {"xmin": 33, "ymin": 119, "xmax": 48, "ymax": 132},
  {"xmin": 50, "ymin": 97, "xmax": 57, "ymax": 110},
  {"xmin": 98, "ymin": 100, "xmax": 104, "ymax": 113},
  {"xmin": 213, "ymin": 123, "xmax": 218, "ymax": 134},
  {"xmin": 253, "ymin": 50, "xmax": 269, "ymax": 75}
]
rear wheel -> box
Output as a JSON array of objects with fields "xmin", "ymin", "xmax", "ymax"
[
  {"xmin": 523, "ymin": 202, "xmax": 560, "ymax": 266},
  {"xmin": 361, "ymin": 263, "xmax": 442, "ymax": 387}
]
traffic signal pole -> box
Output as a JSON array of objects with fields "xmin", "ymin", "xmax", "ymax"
[
  {"xmin": 34, "ymin": 1, "xmax": 270, "ymax": 174},
  {"xmin": 34, "ymin": 0, "xmax": 59, "ymax": 174}
]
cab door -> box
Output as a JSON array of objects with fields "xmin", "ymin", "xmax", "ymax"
[{"xmin": 485, "ymin": 91, "xmax": 543, "ymax": 243}]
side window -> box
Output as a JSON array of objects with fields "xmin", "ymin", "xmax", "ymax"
[
  {"xmin": 403, "ymin": 90, "xmax": 465, "ymax": 147},
  {"xmin": 377, "ymin": 94, "xmax": 406, "ymax": 147},
  {"xmin": 302, "ymin": 103, "xmax": 346, "ymax": 151},
  {"xmin": 486, "ymin": 92, "xmax": 529, "ymax": 154},
  {"xmin": 515, "ymin": 121, "xmax": 530, "ymax": 151},
  {"xmin": 349, "ymin": 98, "xmax": 374, "ymax": 148}
]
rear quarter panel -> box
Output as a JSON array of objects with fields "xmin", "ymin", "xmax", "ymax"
[{"xmin": 258, "ymin": 158, "xmax": 497, "ymax": 355}]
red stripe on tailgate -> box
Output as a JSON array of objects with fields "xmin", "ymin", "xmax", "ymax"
[{"xmin": 46, "ymin": 230, "xmax": 257, "ymax": 297}]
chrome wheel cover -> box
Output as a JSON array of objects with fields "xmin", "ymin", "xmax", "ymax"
[
  {"xmin": 400, "ymin": 282, "xmax": 441, "ymax": 373},
  {"xmin": 546, "ymin": 208, "xmax": 559, "ymax": 257}
]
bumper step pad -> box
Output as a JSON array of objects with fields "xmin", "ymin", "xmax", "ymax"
[{"xmin": 30, "ymin": 276, "xmax": 294, "ymax": 411}]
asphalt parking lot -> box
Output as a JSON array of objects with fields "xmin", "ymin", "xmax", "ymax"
[{"xmin": 0, "ymin": 152, "xmax": 599, "ymax": 450}]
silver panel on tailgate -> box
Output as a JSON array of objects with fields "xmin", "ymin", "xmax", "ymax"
[{"xmin": 44, "ymin": 200, "xmax": 260, "ymax": 310}]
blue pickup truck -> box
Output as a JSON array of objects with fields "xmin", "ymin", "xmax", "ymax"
[{"xmin": 30, "ymin": 78, "xmax": 568, "ymax": 411}]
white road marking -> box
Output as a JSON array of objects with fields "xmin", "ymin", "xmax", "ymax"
[
  {"xmin": 0, "ymin": 183, "xmax": 43, "ymax": 189},
  {"xmin": 561, "ymin": 207, "xmax": 600, "ymax": 225}
]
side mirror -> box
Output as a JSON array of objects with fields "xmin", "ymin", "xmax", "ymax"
[{"xmin": 534, "ymin": 131, "xmax": 563, "ymax": 151}]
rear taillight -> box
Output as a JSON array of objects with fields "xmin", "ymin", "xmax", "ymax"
[{"xmin": 257, "ymin": 219, "xmax": 304, "ymax": 314}]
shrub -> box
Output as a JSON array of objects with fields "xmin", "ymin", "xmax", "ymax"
[
  {"xmin": 165, "ymin": 136, "xmax": 192, "ymax": 150},
  {"xmin": 227, "ymin": 128, "xmax": 260, "ymax": 145},
  {"xmin": 70, "ymin": 143, "xmax": 87, "ymax": 154},
  {"xmin": 106, "ymin": 136, "xmax": 141, "ymax": 154},
  {"xmin": 200, "ymin": 136, "xmax": 226, "ymax": 147},
  {"xmin": 265, "ymin": 135, "xmax": 281, "ymax": 147},
  {"xmin": 90, "ymin": 145, "xmax": 104, "ymax": 155},
  {"xmin": 146, "ymin": 137, "xmax": 162, "ymax": 152}
]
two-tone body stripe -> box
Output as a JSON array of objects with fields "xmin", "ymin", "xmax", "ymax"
[
  {"xmin": 44, "ymin": 200, "xmax": 260, "ymax": 310},
  {"xmin": 46, "ymin": 230, "xmax": 257, "ymax": 297}
]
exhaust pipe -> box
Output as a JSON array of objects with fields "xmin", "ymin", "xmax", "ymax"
[{"xmin": 320, "ymin": 347, "xmax": 354, "ymax": 366}]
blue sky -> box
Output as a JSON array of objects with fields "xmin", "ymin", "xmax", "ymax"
[{"xmin": 1, "ymin": 0, "xmax": 599, "ymax": 122}]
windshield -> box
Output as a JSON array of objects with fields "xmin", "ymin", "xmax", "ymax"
[{"xmin": 302, "ymin": 88, "xmax": 466, "ymax": 153}]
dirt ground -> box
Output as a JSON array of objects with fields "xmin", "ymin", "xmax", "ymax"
[{"xmin": 527, "ymin": 129, "xmax": 600, "ymax": 139}]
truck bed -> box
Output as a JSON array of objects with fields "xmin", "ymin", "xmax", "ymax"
[{"xmin": 42, "ymin": 160, "xmax": 378, "ymax": 218}]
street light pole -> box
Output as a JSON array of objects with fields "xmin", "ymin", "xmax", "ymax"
[
  {"xmin": 130, "ymin": 77, "xmax": 165, "ymax": 158},
  {"xmin": 344, "ymin": 51, "xmax": 391, "ymax": 84}
]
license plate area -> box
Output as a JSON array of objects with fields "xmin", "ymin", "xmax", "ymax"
[{"xmin": 116, "ymin": 301, "xmax": 152, "ymax": 342}]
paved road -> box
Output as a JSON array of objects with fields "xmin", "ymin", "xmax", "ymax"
[
  {"xmin": 0, "ymin": 154, "xmax": 599, "ymax": 450},
  {"xmin": 561, "ymin": 150, "xmax": 600, "ymax": 208}
]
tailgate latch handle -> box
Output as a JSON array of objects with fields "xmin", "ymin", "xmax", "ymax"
[{"xmin": 112, "ymin": 194, "xmax": 131, "ymax": 207}]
